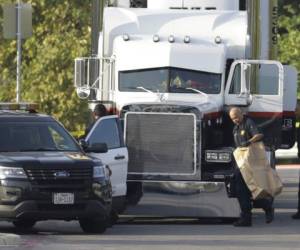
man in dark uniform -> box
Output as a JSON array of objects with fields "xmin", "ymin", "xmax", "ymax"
[
  {"xmin": 292, "ymin": 100, "xmax": 300, "ymax": 219},
  {"xmin": 229, "ymin": 107, "xmax": 274, "ymax": 227},
  {"xmin": 292, "ymin": 120, "xmax": 300, "ymax": 220},
  {"xmin": 84, "ymin": 103, "xmax": 107, "ymax": 137},
  {"xmin": 292, "ymin": 179, "xmax": 300, "ymax": 219}
]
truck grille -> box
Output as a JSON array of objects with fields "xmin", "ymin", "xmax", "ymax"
[
  {"xmin": 24, "ymin": 167, "xmax": 93, "ymax": 192},
  {"xmin": 125, "ymin": 112, "xmax": 196, "ymax": 175}
]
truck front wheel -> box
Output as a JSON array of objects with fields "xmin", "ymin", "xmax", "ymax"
[{"xmin": 79, "ymin": 217, "xmax": 109, "ymax": 234}]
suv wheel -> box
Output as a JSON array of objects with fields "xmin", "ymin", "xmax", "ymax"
[
  {"xmin": 13, "ymin": 219, "xmax": 36, "ymax": 229},
  {"xmin": 79, "ymin": 217, "xmax": 109, "ymax": 234}
]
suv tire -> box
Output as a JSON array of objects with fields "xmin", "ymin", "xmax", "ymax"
[
  {"xmin": 79, "ymin": 217, "xmax": 108, "ymax": 234},
  {"xmin": 13, "ymin": 219, "xmax": 36, "ymax": 229}
]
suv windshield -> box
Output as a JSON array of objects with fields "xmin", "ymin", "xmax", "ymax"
[
  {"xmin": 0, "ymin": 121, "xmax": 79, "ymax": 152},
  {"xmin": 119, "ymin": 67, "xmax": 221, "ymax": 94}
]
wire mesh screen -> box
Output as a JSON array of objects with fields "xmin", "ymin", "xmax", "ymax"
[{"xmin": 125, "ymin": 112, "xmax": 196, "ymax": 175}]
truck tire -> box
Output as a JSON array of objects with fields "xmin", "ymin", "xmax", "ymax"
[
  {"xmin": 13, "ymin": 219, "xmax": 36, "ymax": 229},
  {"xmin": 79, "ymin": 217, "xmax": 108, "ymax": 234}
]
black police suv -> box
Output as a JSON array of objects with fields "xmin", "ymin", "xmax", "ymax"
[{"xmin": 0, "ymin": 106, "xmax": 112, "ymax": 233}]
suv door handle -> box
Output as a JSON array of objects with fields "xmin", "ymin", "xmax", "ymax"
[{"xmin": 115, "ymin": 155, "xmax": 125, "ymax": 160}]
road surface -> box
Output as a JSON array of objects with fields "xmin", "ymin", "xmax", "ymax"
[{"xmin": 0, "ymin": 148, "xmax": 298, "ymax": 250}]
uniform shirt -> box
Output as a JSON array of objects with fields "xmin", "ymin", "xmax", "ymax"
[
  {"xmin": 84, "ymin": 121, "xmax": 96, "ymax": 138},
  {"xmin": 233, "ymin": 116, "xmax": 262, "ymax": 147}
]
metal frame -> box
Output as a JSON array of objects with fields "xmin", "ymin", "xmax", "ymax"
[{"xmin": 74, "ymin": 56, "xmax": 115, "ymax": 99}]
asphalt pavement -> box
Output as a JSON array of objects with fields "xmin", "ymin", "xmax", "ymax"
[
  {"xmin": 0, "ymin": 233, "xmax": 20, "ymax": 247},
  {"xmin": 0, "ymin": 211, "xmax": 299, "ymax": 250},
  {"xmin": 0, "ymin": 146, "xmax": 299, "ymax": 248}
]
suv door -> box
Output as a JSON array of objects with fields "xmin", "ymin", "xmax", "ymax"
[
  {"xmin": 86, "ymin": 115, "xmax": 128, "ymax": 200},
  {"xmin": 224, "ymin": 60, "xmax": 293, "ymax": 149}
]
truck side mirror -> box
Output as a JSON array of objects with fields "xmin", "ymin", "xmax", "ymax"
[
  {"xmin": 86, "ymin": 143, "xmax": 108, "ymax": 153},
  {"xmin": 225, "ymin": 61, "xmax": 252, "ymax": 106},
  {"xmin": 74, "ymin": 57, "xmax": 100, "ymax": 99}
]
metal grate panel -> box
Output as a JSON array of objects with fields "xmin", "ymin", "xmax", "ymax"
[{"xmin": 125, "ymin": 112, "xmax": 196, "ymax": 175}]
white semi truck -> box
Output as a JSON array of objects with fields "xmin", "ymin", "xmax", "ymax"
[{"xmin": 75, "ymin": 0, "xmax": 297, "ymax": 218}]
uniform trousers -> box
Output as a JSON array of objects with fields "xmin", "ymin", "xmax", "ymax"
[{"xmin": 234, "ymin": 168, "xmax": 272, "ymax": 218}]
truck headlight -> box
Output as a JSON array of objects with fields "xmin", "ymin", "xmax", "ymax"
[
  {"xmin": 206, "ymin": 152, "xmax": 218, "ymax": 161},
  {"xmin": 205, "ymin": 151, "xmax": 231, "ymax": 163},
  {"xmin": 0, "ymin": 167, "xmax": 27, "ymax": 179},
  {"xmin": 218, "ymin": 152, "xmax": 231, "ymax": 162},
  {"xmin": 93, "ymin": 165, "xmax": 106, "ymax": 178}
]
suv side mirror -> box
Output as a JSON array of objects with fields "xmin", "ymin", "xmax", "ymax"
[
  {"xmin": 78, "ymin": 139, "xmax": 89, "ymax": 150},
  {"xmin": 86, "ymin": 143, "xmax": 108, "ymax": 153}
]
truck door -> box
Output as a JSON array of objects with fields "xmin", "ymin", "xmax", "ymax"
[
  {"xmin": 225, "ymin": 60, "xmax": 288, "ymax": 149},
  {"xmin": 85, "ymin": 115, "xmax": 128, "ymax": 199}
]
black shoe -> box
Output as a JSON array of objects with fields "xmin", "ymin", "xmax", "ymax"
[
  {"xmin": 292, "ymin": 212, "xmax": 300, "ymax": 219},
  {"xmin": 265, "ymin": 207, "xmax": 274, "ymax": 223},
  {"xmin": 109, "ymin": 210, "xmax": 119, "ymax": 227},
  {"xmin": 233, "ymin": 218, "xmax": 252, "ymax": 227}
]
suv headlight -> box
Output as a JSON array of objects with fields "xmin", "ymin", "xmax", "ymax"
[
  {"xmin": 93, "ymin": 165, "xmax": 106, "ymax": 178},
  {"xmin": 205, "ymin": 151, "xmax": 231, "ymax": 163},
  {"xmin": 0, "ymin": 167, "xmax": 27, "ymax": 179}
]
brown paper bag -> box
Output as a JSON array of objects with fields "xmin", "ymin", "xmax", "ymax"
[{"xmin": 233, "ymin": 142, "xmax": 283, "ymax": 200}]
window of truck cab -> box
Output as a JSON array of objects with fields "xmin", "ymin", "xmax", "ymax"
[
  {"xmin": 228, "ymin": 63, "xmax": 280, "ymax": 95},
  {"xmin": 248, "ymin": 64, "xmax": 279, "ymax": 95},
  {"xmin": 119, "ymin": 67, "xmax": 222, "ymax": 94}
]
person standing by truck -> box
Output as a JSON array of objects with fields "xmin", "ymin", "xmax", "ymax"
[
  {"xmin": 229, "ymin": 107, "xmax": 274, "ymax": 227},
  {"xmin": 292, "ymin": 178, "xmax": 300, "ymax": 219},
  {"xmin": 292, "ymin": 100, "xmax": 300, "ymax": 219},
  {"xmin": 84, "ymin": 103, "xmax": 107, "ymax": 137}
]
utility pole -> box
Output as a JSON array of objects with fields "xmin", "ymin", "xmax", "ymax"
[
  {"xmin": 89, "ymin": 0, "xmax": 105, "ymax": 100},
  {"xmin": 16, "ymin": 0, "xmax": 22, "ymax": 103},
  {"xmin": 91, "ymin": 0, "xmax": 105, "ymax": 56},
  {"xmin": 3, "ymin": 1, "xmax": 32, "ymax": 103}
]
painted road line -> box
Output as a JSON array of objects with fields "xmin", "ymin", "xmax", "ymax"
[{"xmin": 276, "ymin": 165, "xmax": 300, "ymax": 169}]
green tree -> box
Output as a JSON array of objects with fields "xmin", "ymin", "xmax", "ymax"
[
  {"xmin": 0, "ymin": 0, "xmax": 91, "ymax": 133},
  {"xmin": 278, "ymin": 0, "xmax": 300, "ymax": 16},
  {"xmin": 278, "ymin": 3, "xmax": 300, "ymax": 94},
  {"xmin": 0, "ymin": 1, "xmax": 16, "ymax": 102}
]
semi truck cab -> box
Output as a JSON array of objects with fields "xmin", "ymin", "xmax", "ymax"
[{"xmin": 74, "ymin": 0, "xmax": 298, "ymax": 218}]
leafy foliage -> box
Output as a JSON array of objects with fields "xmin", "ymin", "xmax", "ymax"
[
  {"xmin": 278, "ymin": 0, "xmax": 300, "ymax": 17},
  {"xmin": 0, "ymin": 0, "xmax": 91, "ymax": 132},
  {"xmin": 278, "ymin": 3, "xmax": 300, "ymax": 94}
]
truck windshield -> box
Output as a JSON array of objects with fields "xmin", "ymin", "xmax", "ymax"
[
  {"xmin": 0, "ymin": 122, "xmax": 80, "ymax": 152},
  {"xmin": 119, "ymin": 67, "xmax": 221, "ymax": 94}
]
